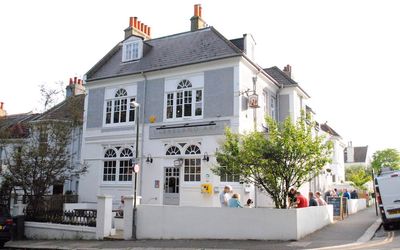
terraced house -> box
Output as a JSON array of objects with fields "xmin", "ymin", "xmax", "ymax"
[{"xmin": 80, "ymin": 5, "xmax": 329, "ymax": 207}]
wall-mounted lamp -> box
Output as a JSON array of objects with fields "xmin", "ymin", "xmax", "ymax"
[
  {"xmin": 203, "ymin": 152, "xmax": 210, "ymax": 162},
  {"xmin": 146, "ymin": 154, "xmax": 153, "ymax": 164},
  {"xmin": 174, "ymin": 158, "xmax": 184, "ymax": 167}
]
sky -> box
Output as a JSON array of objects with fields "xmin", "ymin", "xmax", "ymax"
[{"xmin": 0, "ymin": 0, "xmax": 399, "ymax": 154}]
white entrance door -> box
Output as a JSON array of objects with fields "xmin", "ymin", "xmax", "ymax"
[{"xmin": 163, "ymin": 167, "xmax": 180, "ymax": 205}]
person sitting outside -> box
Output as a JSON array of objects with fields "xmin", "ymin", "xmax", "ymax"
[
  {"xmin": 351, "ymin": 190, "xmax": 359, "ymax": 199},
  {"xmin": 309, "ymin": 192, "xmax": 319, "ymax": 206},
  {"xmin": 244, "ymin": 198, "xmax": 254, "ymax": 208},
  {"xmin": 288, "ymin": 188, "xmax": 297, "ymax": 208},
  {"xmin": 295, "ymin": 191, "xmax": 308, "ymax": 208},
  {"xmin": 219, "ymin": 185, "xmax": 232, "ymax": 207},
  {"xmin": 228, "ymin": 193, "xmax": 243, "ymax": 208},
  {"xmin": 342, "ymin": 189, "xmax": 351, "ymax": 199},
  {"xmin": 315, "ymin": 191, "xmax": 327, "ymax": 206}
]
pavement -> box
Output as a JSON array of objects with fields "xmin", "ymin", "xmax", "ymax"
[{"xmin": 5, "ymin": 207, "xmax": 380, "ymax": 250}]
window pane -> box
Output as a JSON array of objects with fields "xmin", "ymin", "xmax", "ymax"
[
  {"xmin": 106, "ymin": 101, "xmax": 112, "ymax": 124},
  {"xmin": 176, "ymin": 92, "xmax": 183, "ymax": 118},
  {"xmin": 128, "ymin": 98, "xmax": 135, "ymax": 122},
  {"xmin": 195, "ymin": 175, "xmax": 200, "ymax": 181},
  {"xmin": 183, "ymin": 91, "xmax": 192, "ymax": 117},
  {"xmin": 196, "ymin": 90, "xmax": 202, "ymax": 102},
  {"xmin": 166, "ymin": 93, "xmax": 174, "ymax": 119},
  {"xmin": 190, "ymin": 175, "xmax": 194, "ymax": 181}
]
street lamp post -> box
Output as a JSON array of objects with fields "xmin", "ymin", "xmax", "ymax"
[{"xmin": 130, "ymin": 100, "xmax": 140, "ymax": 240}]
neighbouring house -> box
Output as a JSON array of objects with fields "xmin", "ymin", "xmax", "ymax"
[
  {"xmin": 344, "ymin": 142, "xmax": 369, "ymax": 168},
  {"xmin": 320, "ymin": 122, "xmax": 346, "ymax": 185},
  {"xmin": 0, "ymin": 78, "xmax": 85, "ymax": 195},
  {"xmin": 80, "ymin": 4, "xmax": 330, "ymax": 207}
]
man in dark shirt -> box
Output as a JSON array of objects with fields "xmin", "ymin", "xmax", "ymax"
[
  {"xmin": 309, "ymin": 192, "xmax": 319, "ymax": 206},
  {"xmin": 350, "ymin": 190, "xmax": 359, "ymax": 199}
]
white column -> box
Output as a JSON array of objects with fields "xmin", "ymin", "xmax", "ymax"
[
  {"xmin": 96, "ymin": 194, "xmax": 113, "ymax": 240},
  {"xmin": 123, "ymin": 195, "xmax": 134, "ymax": 240}
]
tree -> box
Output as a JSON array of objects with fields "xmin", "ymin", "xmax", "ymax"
[
  {"xmin": 345, "ymin": 165, "xmax": 372, "ymax": 191},
  {"xmin": 371, "ymin": 148, "xmax": 400, "ymax": 173},
  {"xmin": 213, "ymin": 115, "xmax": 333, "ymax": 209},
  {"xmin": 39, "ymin": 81, "xmax": 65, "ymax": 111},
  {"xmin": 0, "ymin": 120, "xmax": 87, "ymax": 211}
]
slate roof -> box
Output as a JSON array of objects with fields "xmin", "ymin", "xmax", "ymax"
[
  {"xmin": 320, "ymin": 123, "xmax": 341, "ymax": 138},
  {"xmin": 34, "ymin": 94, "xmax": 85, "ymax": 123},
  {"xmin": 263, "ymin": 66, "xmax": 298, "ymax": 86},
  {"xmin": 344, "ymin": 146, "xmax": 369, "ymax": 163},
  {"xmin": 86, "ymin": 27, "xmax": 243, "ymax": 81},
  {"xmin": 0, "ymin": 113, "xmax": 39, "ymax": 138}
]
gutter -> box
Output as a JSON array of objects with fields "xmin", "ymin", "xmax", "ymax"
[{"xmin": 138, "ymin": 72, "xmax": 147, "ymax": 197}]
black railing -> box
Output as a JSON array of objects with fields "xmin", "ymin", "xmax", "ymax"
[{"xmin": 24, "ymin": 209, "xmax": 96, "ymax": 227}]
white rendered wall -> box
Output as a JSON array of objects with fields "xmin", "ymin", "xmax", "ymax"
[
  {"xmin": 136, "ymin": 205, "xmax": 333, "ymax": 240},
  {"xmin": 347, "ymin": 199, "xmax": 367, "ymax": 214},
  {"xmin": 24, "ymin": 222, "xmax": 96, "ymax": 240}
]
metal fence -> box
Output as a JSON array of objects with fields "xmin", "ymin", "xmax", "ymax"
[{"xmin": 24, "ymin": 208, "xmax": 96, "ymax": 227}]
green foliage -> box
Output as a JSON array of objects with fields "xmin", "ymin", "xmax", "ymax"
[
  {"xmin": 371, "ymin": 148, "xmax": 400, "ymax": 172},
  {"xmin": 0, "ymin": 120, "xmax": 87, "ymax": 210},
  {"xmin": 213, "ymin": 114, "xmax": 333, "ymax": 209},
  {"xmin": 345, "ymin": 165, "xmax": 372, "ymax": 191}
]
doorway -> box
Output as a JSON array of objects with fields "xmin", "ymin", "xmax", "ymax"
[{"xmin": 163, "ymin": 167, "xmax": 180, "ymax": 205}]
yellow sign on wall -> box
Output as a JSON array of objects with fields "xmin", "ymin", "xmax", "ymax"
[{"xmin": 201, "ymin": 183, "xmax": 213, "ymax": 194}]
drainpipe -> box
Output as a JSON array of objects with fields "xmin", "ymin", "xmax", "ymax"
[{"xmin": 138, "ymin": 72, "xmax": 147, "ymax": 198}]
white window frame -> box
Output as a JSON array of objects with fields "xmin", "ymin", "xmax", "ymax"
[
  {"xmin": 103, "ymin": 88, "xmax": 136, "ymax": 127},
  {"xmin": 164, "ymin": 80, "xmax": 204, "ymax": 121},
  {"xmin": 122, "ymin": 40, "xmax": 141, "ymax": 62},
  {"xmin": 102, "ymin": 147, "xmax": 134, "ymax": 184},
  {"xmin": 270, "ymin": 95, "xmax": 276, "ymax": 120},
  {"xmin": 182, "ymin": 145, "xmax": 202, "ymax": 183}
]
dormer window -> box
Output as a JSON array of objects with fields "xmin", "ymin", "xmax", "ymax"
[{"xmin": 122, "ymin": 37, "xmax": 143, "ymax": 62}]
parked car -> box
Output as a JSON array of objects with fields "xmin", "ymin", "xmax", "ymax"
[
  {"xmin": 0, "ymin": 206, "xmax": 12, "ymax": 248},
  {"xmin": 375, "ymin": 169, "xmax": 400, "ymax": 230}
]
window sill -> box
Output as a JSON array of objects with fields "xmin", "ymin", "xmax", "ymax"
[{"xmin": 100, "ymin": 183, "xmax": 133, "ymax": 188}]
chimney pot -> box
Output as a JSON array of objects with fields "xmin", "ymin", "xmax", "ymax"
[
  {"xmin": 144, "ymin": 24, "xmax": 148, "ymax": 35},
  {"xmin": 78, "ymin": 79, "xmax": 81, "ymax": 84},
  {"xmin": 74, "ymin": 77, "xmax": 77, "ymax": 84},
  {"xmin": 0, "ymin": 102, "xmax": 3, "ymax": 110},
  {"xmin": 137, "ymin": 21, "xmax": 141, "ymax": 31},
  {"xmin": 133, "ymin": 17, "xmax": 138, "ymax": 28},
  {"xmin": 199, "ymin": 5, "xmax": 202, "ymax": 17},
  {"xmin": 69, "ymin": 78, "xmax": 73, "ymax": 85},
  {"xmin": 147, "ymin": 26, "xmax": 151, "ymax": 36},
  {"xmin": 129, "ymin": 17, "xmax": 134, "ymax": 27},
  {"xmin": 194, "ymin": 4, "xmax": 199, "ymax": 16},
  {"xmin": 140, "ymin": 23, "xmax": 144, "ymax": 32}
]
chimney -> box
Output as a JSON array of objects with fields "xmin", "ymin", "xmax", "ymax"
[
  {"xmin": 347, "ymin": 141, "xmax": 354, "ymax": 163},
  {"xmin": 66, "ymin": 77, "xmax": 85, "ymax": 98},
  {"xmin": 190, "ymin": 4, "xmax": 206, "ymax": 31},
  {"xmin": 283, "ymin": 64, "xmax": 292, "ymax": 78},
  {"xmin": 0, "ymin": 102, "xmax": 6, "ymax": 118},
  {"xmin": 124, "ymin": 16, "xmax": 151, "ymax": 40}
]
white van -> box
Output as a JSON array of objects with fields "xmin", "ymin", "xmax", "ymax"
[{"xmin": 375, "ymin": 169, "xmax": 400, "ymax": 230}]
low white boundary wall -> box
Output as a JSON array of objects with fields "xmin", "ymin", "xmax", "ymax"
[
  {"xmin": 25, "ymin": 222, "xmax": 96, "ymax": 240},
  {"xmin": 136, "ymin": 205, "xmax": 333, "ymax": 240},
  {"xmin": 348, "ymin": 199, "xmax": 367, "ymax": 215}
]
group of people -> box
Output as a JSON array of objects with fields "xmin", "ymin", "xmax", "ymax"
[
  {"xmin": 324, "ymin": 188, "xmax": 359, "ymax": 200},
  {"xmin": 289, "ymin": 188, "xmax": 360, "ymax": 208},
  {"xmin": 288, "ymin": 188, "xmax": 327, "ymax": 208},
  {"xmin": 219, "ymin": 185, "xmax": 253, "ymax": 208}
]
